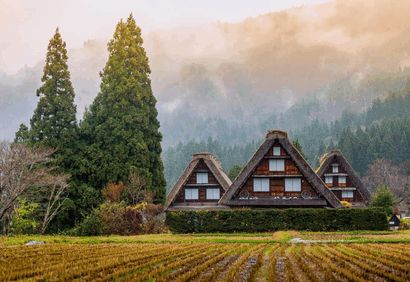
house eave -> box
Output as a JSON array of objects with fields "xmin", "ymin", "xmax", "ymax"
[{"xmin": 226, "ymin": 198, "xmax": 328, "ymax": 207}]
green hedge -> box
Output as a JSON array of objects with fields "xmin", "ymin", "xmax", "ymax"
[{"xmin": 166, "ymin": 208, "xmax": 388, "ymax": 233}]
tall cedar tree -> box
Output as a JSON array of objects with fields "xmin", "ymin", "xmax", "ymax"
[
  {"xmin": 80, "ymin": 15, "xmax": 166, "ymax": 203},
  {"xmin": 28, "ymin": 28, "xmax": 77, "ymax": 170}
]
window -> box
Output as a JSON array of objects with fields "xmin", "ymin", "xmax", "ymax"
[
  {"xmin": 338, "ymin": 176, "xmax": 346, "ymax": 184},
  {"xmin": 325, "ymin": 176, "xmax": 333, "ymax": 184},
  {"xmin": 273, "ymin": 146, "xmax": 281, "ymax": 156},
  {"xmin": 269, "ymin": 159, "xmax": 285, "ymax": 171},
  {"xmin": 342, "ymin": 191, "xmax": 353, "ymax": 198},
  {"xmin": 206, "ymin": 188, "xmax": 220, "ymax": 200},
  {"xmin": 332, "ymin": 165, "xmax": 339, "ymax": 173},
  {"xmin": 185, "ymin": 188, "xmax": 199, "ymax": 200},
  {"xmin": 285, "ymin": 178, "xmax": 301, "ymax": 192},
  {"xmin": 253, "ymin": 178, "xmax": 270, "ymax": 192},
  {"xmin": 196, "ymin": 172, "xmax": 208, "ymax": 184}
]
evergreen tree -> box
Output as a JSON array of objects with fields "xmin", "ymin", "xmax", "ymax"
[
  {"xmin": 29, "ymin": 28, "xmax": 77, "ymax": 168},
  {"xmin": 353, "ymin": 127, "xmax": 370, "ymax": 175},
  {"xmin": 371, "ymin": 185, "xmax": 396, "ymax": 216},
  {"xmin": 17, "ymin": 29, "xmax": 81, "ymax": 232},
  {"xmin": 292, "ymin": 139, "xmax": 307, "ymax": 160},
  {"xmin": 338, "ymin": 127, "xmax": 355, "ymax": 163},
  {"xmin": 228, "ymin": 165, "xmax": 242, "ymax": 181},
  {"xmin": 14, "ymin": 123, "xmax": 30, "ymax": 143},
  {"xmin": 80, "ymin": 15, "xmax": 166, "ymax": 202}
]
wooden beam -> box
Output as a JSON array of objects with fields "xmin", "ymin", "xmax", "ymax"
[{"xmin": 227, "ymin": 199, "xmax": 328, "ymax": 206}]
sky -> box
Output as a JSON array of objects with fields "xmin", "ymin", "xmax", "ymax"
[{"xmin": 0, "ymin": 0, "xmax": 329, "ymax": 74}]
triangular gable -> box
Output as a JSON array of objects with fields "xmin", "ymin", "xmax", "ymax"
[
  {"xmin": 165, "ymin": 153, "xmax": 232, "ymax": 210},
  {"xmin": 317, "ymin": 149, "xmax": 371, "ymax": 204},
  {"xmin": 220, "ymin": 130, "xmax": 342, "ymax": 208}
]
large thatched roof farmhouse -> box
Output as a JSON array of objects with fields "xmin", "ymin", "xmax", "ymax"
[{"xmin": 219, "ymin": 130, "xmax": 342, "ymax": 208}]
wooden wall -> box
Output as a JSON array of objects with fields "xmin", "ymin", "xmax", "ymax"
[
  {"xmin": 236, "ymin": 142, "xmax": 318, "ymax": 198},
  {"xmin": 321, "ymin": 156, "xmax": 364, "ymax": 203},
  {"xmin": 174, "ymin": 160, "xmax": 225, "ymax": 203}
]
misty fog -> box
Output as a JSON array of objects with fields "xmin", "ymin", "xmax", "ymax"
[{"xmin": 1, "ymin": 0, "xmax": 410, "ymax": 146}]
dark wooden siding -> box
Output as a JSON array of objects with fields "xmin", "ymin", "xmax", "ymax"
[
  {"xmin": 321, "ymin": 156, "xmax": 365, "ymax": 203},
  {"xmin": 235, "ymin": 142, "xmax": 318, "ymax": 199},
  {"xmin": 240, "ymin": 177, "xmax": 317, "ymax": 198},
  {"xmin": 174, "ymin": 160, "xmax": 224, "ymax": 203},
  {"xmin": 332, "ymin": 190, "xmax": 364, "ymax": 203}
]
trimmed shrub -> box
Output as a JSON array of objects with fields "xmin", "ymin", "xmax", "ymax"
[{"xmin": 166, "ymin": 208, "xmax": 388, "ymax": 233}]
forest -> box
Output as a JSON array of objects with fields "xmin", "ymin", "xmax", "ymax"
[{"xmin": 163, "ymin": 86, "xmax": 410, "ymax": 215}]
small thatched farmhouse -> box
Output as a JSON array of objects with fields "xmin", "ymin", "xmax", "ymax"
[
  {"xmin": 166, "ymin": 130, "xmax": 374, "ymax": 210},
  {"xmin": 317, "ymin": 149, "xmax": 371, "ymax": 207},
  {"xmin": 165, "ymin": 153, "xmax": 232, "ymax": 211}
]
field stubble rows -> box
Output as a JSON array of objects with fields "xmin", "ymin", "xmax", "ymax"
[{"xmin": 1, "ymin": 242, "xmax": 410, "ymax": 281}]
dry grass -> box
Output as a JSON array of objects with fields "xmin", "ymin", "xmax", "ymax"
[{"xmin": 1, "ymin": 239, "xmax": 409, "ymax": 281}]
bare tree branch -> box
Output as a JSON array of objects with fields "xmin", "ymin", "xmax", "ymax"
[{"xmin": 0, "ymin": 142, "xmax": 54, "ymax": 222}]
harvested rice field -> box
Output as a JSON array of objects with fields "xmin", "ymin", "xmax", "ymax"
[{"xmin": 1, "ymin": 232, "xmax": 410, "ymax": 281}]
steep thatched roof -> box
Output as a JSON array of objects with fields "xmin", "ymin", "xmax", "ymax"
[
  {"xmin": 317, "ymin": 149, "xmax": 371, "ymax": 204},
  {"xmin": 219, "ymin": 130, "xmax": 342, "ymax": 208},
  {"xmin": 164, "ymin": 152, "xmax": 232, "ymax": 210}
]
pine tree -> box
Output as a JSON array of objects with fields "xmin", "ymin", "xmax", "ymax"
[
  {"xmin": 29, "ymin": 28, "xmax": 77, "ymax": 168},
  {"xmin": 228, "ymin": 165, "xmax": 242, "ymax": 181},
  {"xmin": 338, "ymin": 127, "xmax": 355, "ymax": 164},
  {"xmin": 80, "ymin": 15, "xmax": 166, "ymax": 203},
  {"xmin": 14, "ymin": 123, "xmax": 30, "ymax": 143},
  {"xmin": 354, "ymin": 127, "xmax": 370, "ymax": 175},
  {"xmin": 292, "ymin": 139, "xmax": 307, "ymax": 160}
]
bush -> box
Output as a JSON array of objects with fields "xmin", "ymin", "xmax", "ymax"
[
  {"xmin": 73, "ymin": 210, "xmax": 104, "ymax": 236},
  {"xmin": 166, "ymin": 208, "xmax": 388, "ymax": 233},
  {"xmin": 9, "ymin": 200, "xmax": 39, "ymax": 234},
  {"xmin": 371, "ymin": 185, "xmax": 395, "ymax": 215},
  {"xmin": 401, "ymin": 218, "xmax": 410, "ymax": 230},
  {"xmin": 73, "ymin": 202, "xmax": 166, "ymax": 236}
]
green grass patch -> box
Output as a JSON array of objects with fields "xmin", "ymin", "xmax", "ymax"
[{"xmin": 1, "ymin": 230, "xmax": 410, "ymax": 246}]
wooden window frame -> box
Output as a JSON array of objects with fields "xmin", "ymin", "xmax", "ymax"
[
  {"xmin": 185, "ymin": 188, "xmax": 199, "ymax": 200},
  {"xmin": 196, "ymin": 172, "xmax": 208, "ymax": 184},
  {"xmin": 253, "ymin": 178, "xmax": 270, "ymax": 192},
  {"xmin": 285, "ymin": 178, "xmax": 301, "ymax": 192},
  {"xmin": 341, "ymin": 190, "xmax": 353, "ymax": 198},
  {"xmin": 325, "ymin": 176, "xmax": 333, "ymax": 184},
  {"xmin": 269, "ymin": 159, "xmax": 285, "ymax": 171},
  {"xmin": 206, "ymin": 188, "xmax": 220, "ymax": 200}
]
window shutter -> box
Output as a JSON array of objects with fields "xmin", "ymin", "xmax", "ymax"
[
  {"xmin": 342, "ymin": 191, "xmax": 353, "ymax": 198},
  {"xmin": 285, "ymin": 178, "xmax": 301, "ymax": 192},
  {"xmin": 196, "ymin": 172, "xmax": 208, "ymax": 184},
  {"xmin": 273, "ymin": 146, "xmax": 281, "ymax": 156},
  {"xmin": 269, "ymin": 159, "xmax": 285, "ymax": 171},
  {"xmin": 253, "ymin": 178, "xmax": 269, "ymax": 192},
  {"xmin": 185, "ymin": 188, "xmax": 199, "ymax": 200},
  {"xmin": 206, "ymin": 188, "xmax": 220, "ymax": 200}
]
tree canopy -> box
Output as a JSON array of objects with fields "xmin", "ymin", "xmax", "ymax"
[
  {"xmin": 80, "ymin": 15, "xmax": 165, "ymax": 202},
  {"xmin": 22, "ymin": 28, "xmax": 78, "ymax": 173}
]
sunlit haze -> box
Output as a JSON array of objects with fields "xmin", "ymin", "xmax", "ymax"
[{"xmin": 0, "ymin": 0, "xmax": 328, "ymax": 73}]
